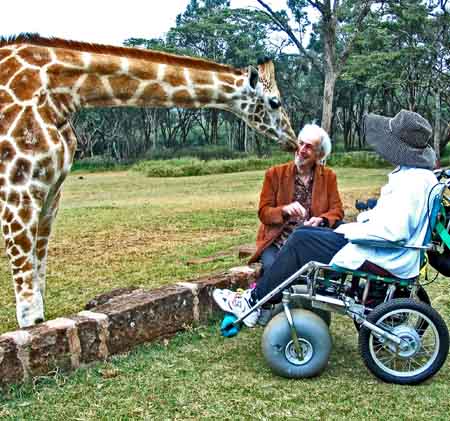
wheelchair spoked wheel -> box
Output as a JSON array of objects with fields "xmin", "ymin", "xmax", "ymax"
[
  {"xmin": 359, "ymin": 298, "xmax": 449, "ymax": 385},
  {"xmin": 262, "ymin": 309, "xmax": 332, "ymax": 379},
  {"xmin": 353, "ymin": 285, "xmax": 431, "ymax": 332}
]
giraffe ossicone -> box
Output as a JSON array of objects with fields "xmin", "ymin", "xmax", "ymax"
[{"xmin": 0, "ymin": 34, "xmax": 297, "ymax": 328}]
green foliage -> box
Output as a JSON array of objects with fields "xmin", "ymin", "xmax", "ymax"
[
  {"xmin": 144, "ymin": 145, "xmax": 248, "ymax": 161},
  {"xmin": 71, "ymin": 156, "xmax": 132, "ymax": 173},
  {"xmin": 132, "ymin": 156, "xmax": 292, "ymax": 177},
  {"xmin": 327, "ymin": 151, "xmax": 390, "ymax": 168}
]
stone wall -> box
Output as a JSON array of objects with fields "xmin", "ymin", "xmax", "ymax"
[{"xmin": 0, "ymin": 266, "xmax": 257, "ymax": 388}]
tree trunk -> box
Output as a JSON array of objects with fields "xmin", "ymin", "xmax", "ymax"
[
  {"xmin": 321, "ymin": 72, "xmax": 337, "ymax": 134},
  {"xmin": 209, "ymin": 110, "xmax": 218, "ymax": 144}
]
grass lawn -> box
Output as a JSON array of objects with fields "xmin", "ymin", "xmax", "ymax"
[{"xmin": 1, "ymin": 167, "xmax": 450, "ymax": 419}]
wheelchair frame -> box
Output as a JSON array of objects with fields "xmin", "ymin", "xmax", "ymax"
[{"xmin": 221, "ymin": 168, "xmax": 450, "ymax": 384}]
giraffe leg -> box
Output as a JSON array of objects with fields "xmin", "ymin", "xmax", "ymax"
[
  {"xmin": 35, "ymin": 189, "xmax": 62, "ymax": 299},
  {"xmin": 2, "ymin": 199, "xmax": 44, "ymax": 327}
]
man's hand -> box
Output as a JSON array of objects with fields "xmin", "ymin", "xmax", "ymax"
[
  {"xmin": 282, "ymin": 201, "xmax": 306, "ymax": 218},
  {"xmin": 304, "ymin": 217, "xmax": 323, "ymax": 227}
]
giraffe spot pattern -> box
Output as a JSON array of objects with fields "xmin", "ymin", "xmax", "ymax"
[
  {"xmin": 142, "ymin": 83, "xmax": 168, "ymax": 105},
  {"xmin": 10, "ymin": 157, "xmax": 32, "ymax": 185},
  {"xmin": 217, "ymin": 74, "xmax": 235, "ymax": 85},
  {"xmin": 108, "ymin": 75, "xmax": 139, "ymax": 100},
  {"xmin": 194, "ymin": 88, "xmax": 214, "ymax": 103},
  {"xmin": 37, "ymin": 243, "xmax": 47, "ymax": 260},
  {"xmin": 50, "ymin": 93, "xmax": 74, "ymax": 114},
  {"xmin": 9, "ymin": 68, "xmax": 42, "ymax": 102},
  {"xmin": 10, "ymin": 246, "xmax": 20, "ymax": 257},
  {"xmin": 17, "ymin": 47, "xmax": 52, "ymax": 67},
  {"xmin": 216, "ymin": 93, "xmax": 229, "ymax": 105},
  {"xmin": 0, "ymin": 57, "xmax": 22, "ymax": 86},
  {"xmin": 163, "ymin": 69, "xmax": 186, "ymax": 88},
  {"xmin": 0, "ymin": 139, "xmax": 16, "ymax": 163},
  {"xmin": 220, "ymin": 84, "xmax": 235, "ymax": 94},
  {"xmin": 47, "ymin": 64, "xmax": 83, "ymax": 91},
  {"xmin": 55, "ymin": 49, "xmax": 85, "ymax": 68},
  {"xmin": 37, "ymin": 219, "xmax": 52, "ymax": 238},
  {"xmin": 32, "ymin": 156, "xmax": 54, "ymax": 184},
  {"xmin": 129, "ymin": 61, "xmax": 158, "ymax": 81},
  {"xmin": 0, "ymin": 104, "xmax": 21, "ymax": 136},
  {"xmin": 13, "ymin": 255, "xmax": 27, "ymax": 268},
  {"xmin": 0, "ymin": 89, "xmax": 14, "ymax": 107},
  {"xmin": 3, "ymin": 207, "xmax": 14, "ymax": 223},
  {"xmin": 0, "ymin": 49, "xmax": 12, "ymax": 61},
  {"xmin": 89, "ymin": 55, "xmax": 122, "ymax": 74},
  {"xmin": 14, "ymin": 278, "xmax": 24, "ymax": 293},
  {"xmin": 12, "ymin": 107, "xmax": 49, "ymax": 153},
  {"xmin": 10, "ymin": 219, "xmax": 23, "ymax": 234},
  {"xmin": 191, "ymin": 70, "xmax": 214, "ymax": 86},
  {"xmin": 78, "ymin": 74, "xmax": 111, "ymax": 105},
  {"xmin": 38, "ymin": 103, "xmax": 60, "ymax": 126},
  {"xmin": 29, "ymin": 185, "xmax": 47, "ymax": 205},
  {"xmin": 7, "ymin": 191, "xmax": 20, "ymax": 206},
  {"xmin": 172, "ymin": 89, "xmax": 192, "ymax": 107},
  {"xmin": 13, "ymin": 231, "xmax": 32, "ymax": 254},
  {"xmin": 18, "ymin": 206, "xmax": 33, "ymax": 225}
]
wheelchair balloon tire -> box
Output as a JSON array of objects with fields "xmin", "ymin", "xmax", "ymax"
[{"xmin": 262, "ymin": 309, "xmax": 332, "ymax": 379}]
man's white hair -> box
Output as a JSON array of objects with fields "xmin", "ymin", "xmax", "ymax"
[{"xmin": 298, "ymin": 124, "xmax": 332, "ymax": 159}]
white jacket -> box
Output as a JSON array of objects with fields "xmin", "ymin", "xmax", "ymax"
[{"xmin": 331, "ymin": 167, "xmax": 439, "ymax": 278}]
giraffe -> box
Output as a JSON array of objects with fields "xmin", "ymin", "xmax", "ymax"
[{"xmin": 0, "ymin": 34, "xmax": 297, "ymax": 328}]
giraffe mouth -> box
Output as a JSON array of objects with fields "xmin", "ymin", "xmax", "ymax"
[{"xmin": 279, "ymin": 136, "xmax": 298, "ymax": 152}]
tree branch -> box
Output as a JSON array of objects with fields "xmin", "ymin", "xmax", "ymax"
[
  {"xmin": 304, "ymin": 0, "xmax": 325, "ymax": 14},
  {"xmin": 256, "ymin": 0, "xmax": 323, "ymax": 74},
  {"xmin": 336, "ymin": 0, "xmax": 376, "ymax": 76}
]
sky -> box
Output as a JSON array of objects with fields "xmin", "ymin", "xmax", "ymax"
[{"xmin": 1, "ymin": 0, "xmax": 289, "ymax": 46}]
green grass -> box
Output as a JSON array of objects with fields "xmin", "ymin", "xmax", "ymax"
[
  {"xmin": 2, "ymin": 167, "xmax": 449, "ymax": 419},
  {"xmin": 1, "ymin": 307, "xmax": 450, "ymax": 419},
  {"xmin": 0, "ymin": 168, "xmax": 387, "ymax": 331}
]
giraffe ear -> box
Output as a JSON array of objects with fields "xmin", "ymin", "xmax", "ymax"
[{"xmin": 247, "ymin": 66, "xmax": 259, "ymax": 90}]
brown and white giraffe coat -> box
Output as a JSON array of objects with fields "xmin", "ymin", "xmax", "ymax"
[{"xmin": 0, "ymin": 35, "xmax": 296, "ymax": 328}]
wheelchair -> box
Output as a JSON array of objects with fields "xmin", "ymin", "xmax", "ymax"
[{"xmin": 221, "ymin": 168, "xmax": 450, "ymax": 385}]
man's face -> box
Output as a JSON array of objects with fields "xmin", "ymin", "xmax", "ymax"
[{"xmin": 295, "ymin": 137, "xmax": 322, "ymax": 167}]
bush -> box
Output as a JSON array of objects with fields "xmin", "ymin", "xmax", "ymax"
[
  {"xmin": 72, "ymin": 156, "xmax": 133, "ymax": 172},
  {"xmin": 132, "ymin": 156, "xmax": 292, "ymax": 177},
  {"xmin": 144, "ymin": 145, "xmax": 248, "ymax": 161},
  {"xmin": 327, "ymin": 151, "xmax": 390, "ymax": 168}
]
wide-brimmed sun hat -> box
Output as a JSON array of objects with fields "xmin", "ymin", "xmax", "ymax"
[{"xmin": 363, "ymin": 110, "xmax": 436, "ymax": 169}]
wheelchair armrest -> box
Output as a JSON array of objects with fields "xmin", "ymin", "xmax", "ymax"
[
  {"xmin": 349, "ymin": 239, "xmax": 406, "ymax": 248},
  {"xmin": 349, "ymin": 238, "xmax": 432, "ymax": 250}
]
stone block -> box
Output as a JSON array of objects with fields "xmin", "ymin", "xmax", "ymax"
[
  {"xmin": 87, "ymin": 285, "xmax": 195, "ymax": 355},
  {"xmin": 27, "ymin": 318, "xmax": 78, "ymax": 376},
  {"xmin": 0, "ymin": 266, "xmax": 257, "ymax": 388},
  {"xmin": 71, "ymin": 312, "xmax": 109, "ymax": 364},
  {"xmin": 0, "ymin": 336, "xmax": 25, "ymax": 387}
]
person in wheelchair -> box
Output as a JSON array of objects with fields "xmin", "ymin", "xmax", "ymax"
[{"xmin": 214, "ymin": 109, "xmax": 439, "ymax": 327}]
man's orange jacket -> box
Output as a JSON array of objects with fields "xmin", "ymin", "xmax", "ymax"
[{"xmin": 248, "ymin": 162, "xmax": 344, "ymax": 264}]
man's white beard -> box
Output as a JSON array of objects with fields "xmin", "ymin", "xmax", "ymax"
[{"xmin": 295, "ymin": 153, "xmax": 304, "ymax": 169}]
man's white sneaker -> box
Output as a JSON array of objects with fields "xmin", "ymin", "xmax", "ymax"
[{"xmin": 212, "ymin": 288, "xmax": 259, "ymax": 327}]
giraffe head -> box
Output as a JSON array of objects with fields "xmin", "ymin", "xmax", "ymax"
[{"xmin": 232, "ymin": 60, "xmax": 297, "ymax": 151}]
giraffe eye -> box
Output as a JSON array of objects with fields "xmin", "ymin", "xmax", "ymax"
[{"xmin": 269, "ymin": 97, "xmax": 281, "ymax": 110}]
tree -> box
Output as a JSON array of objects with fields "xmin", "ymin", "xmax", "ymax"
[{"xmin": 256, "ymin": 0, "xmax": 375, "ymax": 134}]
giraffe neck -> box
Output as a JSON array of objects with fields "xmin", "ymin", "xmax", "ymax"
[{"xmin": 42, "ymin": 47, "xmax": 247, "ymax": 115}]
